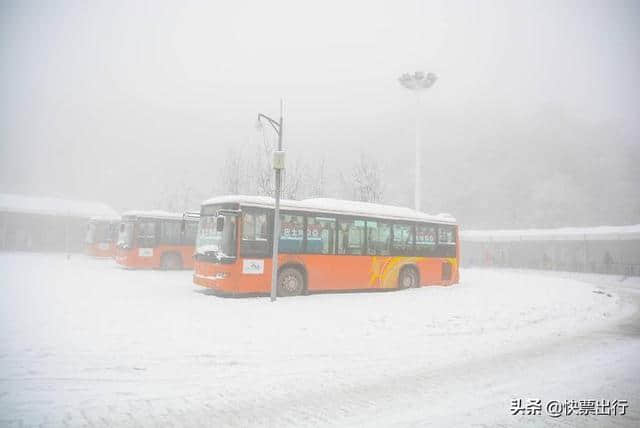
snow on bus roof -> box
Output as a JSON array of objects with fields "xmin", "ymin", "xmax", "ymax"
[
  {"xmin": 460, "ymin": 224, "xmax": 640, "ymax": 242},
  {"xmin": 201, "ymin": 195, "xmax": 457, "ymax": 224},
  {"xmin": 121, "ymin": 210, "xmax": 186, "ymax": 220},
  {"xmin": 0, "ymin": 193, "xmax": 118, "ymax": 219}
]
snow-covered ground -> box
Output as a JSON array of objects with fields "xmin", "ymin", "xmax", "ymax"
[{"xmin": 0, "ymin": 253, "xmax": 638, "ymax": 427}]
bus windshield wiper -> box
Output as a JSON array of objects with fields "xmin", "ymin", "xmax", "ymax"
[{"xmin": 196, "ymin": 248, "xmax": 235, "ymax": 263}]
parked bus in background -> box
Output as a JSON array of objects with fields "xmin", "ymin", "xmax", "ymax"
[
  {"xmin": 85, "ymin": 216, "xmax": 120, "ymax": 257},
  {"xmin": 193, "ymin": 196, "xmax": 459, "ymax": 296},
  {"xmin": 116, "ymin": 211, "xmax": 199, "ymax": 269}
]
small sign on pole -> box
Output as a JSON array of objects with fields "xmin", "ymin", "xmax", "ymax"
[{"xmin": 272, "ymin": 151, "xmax": 285, "ymax": 170}]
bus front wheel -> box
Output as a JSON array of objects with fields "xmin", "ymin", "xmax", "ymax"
[
  {"xmin": 398, "ymin": 266, "xmax": 418, "ymax": 289},
  {"xmin": 278, "ymin": 267, "xmax": 304, "ymax": 297}
]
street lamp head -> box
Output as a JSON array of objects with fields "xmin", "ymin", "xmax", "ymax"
[
  {"xmin": 399, "ymin": 71, "xmax": 437, "ymax": 91},
  {"xmin": 423, "ymin": 72, "xmax": 437, "ymax": 88},
  {"xmin": 255, "ymin": 118, "xmax": 264, "ymax": 132}
]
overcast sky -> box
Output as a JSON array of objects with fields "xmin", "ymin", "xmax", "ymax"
[{"xmin": 1, "ymin": 0, "xmax": 638, "ymax": 218}]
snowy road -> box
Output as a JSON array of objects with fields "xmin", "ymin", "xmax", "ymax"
[{"xmin": 1, "ymin": 253, "xmax": 638, "ymax": 427}]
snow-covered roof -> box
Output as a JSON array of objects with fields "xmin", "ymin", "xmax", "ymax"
[
  {"xmin": 88, "ymin": 215, "xmax": 121, "ymax": 223},
  {"xmin": 461, "ymin": 225, "xmax": 640, "ymax": 242},
  {"xmin": 201, "ymin": 195, "xmax": 457, "ymax": 224},
  {"xmin": 183, "ymin": 211, "xmax": 200, "ymax": 220},
  {"xmin": 121, "ymin": 210, "xmax": 186, "ymax": 221},
  {"xmin": 0, "ymin": 193, "xmax": 118, "ymax": 219}
]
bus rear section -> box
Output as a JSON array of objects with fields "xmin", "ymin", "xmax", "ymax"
[
  {"xmin": 115, "ymin": 211, "xmax": 199, "ymax": 270},
  {"xmin": 193, "ymin": 196, "xmax": 459, "ymax": 296},
  {"xmin": 85, "ymin": 217, "xmax": 120, "ymax": 258}
]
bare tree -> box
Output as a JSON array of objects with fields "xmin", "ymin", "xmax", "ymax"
[
  {"xmin": 250, "ymin": 132, "xmax": 306, "ymax": 200},
  {"xmin": 222, "ymin": 148, "xmax": 243, "ymax": 194},
  {"xmin": 156, "ymin": 183, "xmax": 175, "ymax": 211},
  {"xmin": 157, "ymin": 179, "xmax": 195, "ymax": 212},
  {"xmin": 308, "ymin": 157, "xmax": 326, "ymax": 198},
  {"xmin": 351, "ymin": 153, "xmax": 383, "ymax": 203},
  {"xmin": 282, "ymin": 157, "xmax": 303, "ymax": 200},
  {"xmin": 252, "ymin": 131, "xmax": 274, "ymax": 196},
  {"xmin": 216, "ymin": 133, "xmax": 324, "ymax": 201},
  {"xmin": 254, "ymin": 154, "xmax": 272, "ymax": 197}
]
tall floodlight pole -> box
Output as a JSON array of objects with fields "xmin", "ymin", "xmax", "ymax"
[
  {"xmin": 257, "ymin": 99, "xmax": 285, "ymax": 302},
  {"xmin": 398, "ymin": 71, "xmax": 437, "ymax": 211}
]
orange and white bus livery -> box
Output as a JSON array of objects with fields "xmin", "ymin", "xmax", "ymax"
[
  {"xmin": 193, "ymin": 196, "xmax": 459, "ymax": 296},
  {"xmin": 115, "ymin": 211, "xmax": 198, "ymax": 270},
  {"xmin": 85, "ymin": 216, "xmax": 120, "ymax": 258}
]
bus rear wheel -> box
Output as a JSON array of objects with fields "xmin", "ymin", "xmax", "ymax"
[
  {"xmin": 161, "ymin": 253, "xmax": 182, "ymax": 270},
  {"xmin": 398, "ymin": 266, "xmax": 418, "ymax": 289},
  {"xmin": 277, "ymin": 267, "xmax": 304, "ymax": 297}
]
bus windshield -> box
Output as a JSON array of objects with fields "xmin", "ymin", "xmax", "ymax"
[
  {"xmin": 196, "ymin": 214, "xmax": 237, "ymax": 258},
  {"xmin": 87, "ymin": 223, "xmax": 110, "ymax": 244},
  {"xmin": 117, "ymin": 222, "xmax": 135, "ymax": 248},
  {"xmin": 86, "ymin": 223, "xmax": 97, "ymax": 244}
]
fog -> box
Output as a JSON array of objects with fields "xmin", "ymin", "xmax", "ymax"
[{"xmin": 1, "ymin": 0, "xmax": 639, "ymax": 228}]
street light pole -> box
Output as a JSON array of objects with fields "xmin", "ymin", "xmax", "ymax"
[
  {"xmin": 257, "ymin": 99, "xmax": 285, "ymax": 302},
  {"xmin": 398, "ymin": 71, "xmax": 437, "ymax": 212},
  {"xmin": 414, "ymin": 92, "xmax": 421, "ymax": 212}
]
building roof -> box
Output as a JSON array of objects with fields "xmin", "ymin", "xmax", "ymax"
[
  {"xmin": 201, "ymin": 195, "xmax": 457, "ymax": 224},
  {"xmin": 88, "ymin": 215, "xmax": 121, "ymax": 223},
  {"xmin": 0, "ymin": 193, "xmax": 118, "ymax": 219},
  {"xmin": 461, "ymin": 224, "xmax": 640, "ymax": 242}
]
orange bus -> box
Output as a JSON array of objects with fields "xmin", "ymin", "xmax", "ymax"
[
  {"xmin": 193, "ymin": 196, "xmax": 459, "ymax": 296},
  {"xmin": 115, "ymin": 211, "xmax": 199, "ymax": 270},
  {"xmin": 85, "ymin": 216, "xmax": 120, "ymax": 257}
]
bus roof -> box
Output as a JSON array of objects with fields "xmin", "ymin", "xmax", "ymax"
[
  {"xmin": 461, "ymin": 224, "xmax": 640, "ymax": 242},
  {"xmin": 0, "ymin": 193, "xmax": 118, "ymax": 219},
  {"xmin": 201, "ymin": 195, "xmax": 457, "ymax": 225},
  {"xmin": 122, "ymin": 210, "xmax": 190, "ymax": 221}
]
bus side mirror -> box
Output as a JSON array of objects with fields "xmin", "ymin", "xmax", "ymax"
[{"xmin": 216, "ymin": 215, "xmax": 225, "ymax": 232}]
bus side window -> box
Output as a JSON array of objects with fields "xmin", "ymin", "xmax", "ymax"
[
  {"xmin": 415, "ymin": 223, "xmax": 437, "ymax": 256},
  {"xmin": 243, "ymin": 213, "xmax": 255, "ymax": 240},
  {"xmin": 392, "ymin": 223, "xmax": 415, "ymax": 256},
  {"xmin": 306, "ymin": 216, "xmax": 336, "ymax": 254},
  {"xmin": 161, "ymin": 221, "xmax": 181, "ymax": 245},
  {"xmin": 278, "ymin": 214, "xmax": 305, "ymax": 254},
  {"xmin": 137, "ymin": 221, "xmax": 157, "ymax": 248},
  {"xmin": 366, "ymin": 221, "xmax": 391, "ymax": 256},
  {"xmin": 437, "ymin": 225, "xmax": 456, "ymax": 257},
  {"xmin": 338, "ymin": 219, "xmax": 364, "ymax": 255},
  {"xmin": 241, "ymin": 209, "xmax": 270, "ymax": 258}
]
